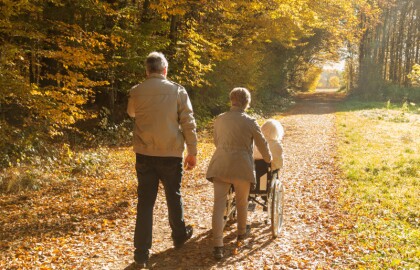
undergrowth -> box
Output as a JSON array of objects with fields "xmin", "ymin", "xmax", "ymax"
[
  {"xmin": 0, "ymin": 146, "xmax": 110, "ymax": 193},
  {"xmin": 0, "ymin": 95, "xmax": 292, "ymax": 193}
]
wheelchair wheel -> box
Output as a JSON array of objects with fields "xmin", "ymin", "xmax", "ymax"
[
  {"xmin": 270, "ymin": 179, "xmax": 284, "ymax": 238},
  {"xmin": 223, "ymin": 185, "xmax": 236, "ymax": 229}
]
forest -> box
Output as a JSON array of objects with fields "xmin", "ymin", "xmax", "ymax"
[
  {"xmin": 1, "ymin": 1, "xmax": 420, "ymax": 269},
  {"xmin": 1, "ymin": 0, "xmax": 419, "ymax": 169}
]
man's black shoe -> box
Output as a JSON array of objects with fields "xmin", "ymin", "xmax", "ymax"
[
  {"xmin": 134, "ymin": 250, "xmax": 149, "ymax": 268},
  {"xmin": 134, "ymin": 261, "xmax": 147, "ymax": 269},
  {"xmin": 173, "ymin": 225, "xmax": 193, "ymax": 248},
  {"xmin": 213, "ymin": 246, "xmax": 224, "ymax": 260}
]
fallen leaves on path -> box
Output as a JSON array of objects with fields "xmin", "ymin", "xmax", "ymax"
[{"xmin": 0, "ymin": 91, "xmax": 354, "ymax": 269}]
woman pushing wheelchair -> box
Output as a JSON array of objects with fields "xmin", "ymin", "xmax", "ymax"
[{"xmin": 206, "ymin": 87, "xmax": 272, "ymax": 260}]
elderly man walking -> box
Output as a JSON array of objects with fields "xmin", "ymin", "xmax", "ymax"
[{"xmin": 127, "ymin": 51, "xmax": 197, "ymax": 267}]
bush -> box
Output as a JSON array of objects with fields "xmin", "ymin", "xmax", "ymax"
[
  {"xmin": 381, "ymin": 84, "xmax": 420, "ymax": 103},
  {"xmin": 408, "ymin": 64, "xmax": 420, "ymax": 86},
  {"xmin": 0, "ymin": 167, "xmax": 45, "ymax": 192},
  {"xmin": 69, "ymin": 149, "xmax": 109, "ymax": 177},
  {"xmin": 0, "ymin": 120, "xmax": 56, "ymax": 169},
  {"xmin": 90, "ymin": 119, "xmax": 133, "ymax": 147},
  {"xmin": 254, "ymin": 90, "xmax": 294, "ymax": 117},
  {"xmin": 351, "ymin": 82, "xmax": 420, "ymax": 103}
]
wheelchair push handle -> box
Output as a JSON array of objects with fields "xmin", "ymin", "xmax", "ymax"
[{"xmin": 266, "ymin": 162, "xmax": 280, "ymax": 175}]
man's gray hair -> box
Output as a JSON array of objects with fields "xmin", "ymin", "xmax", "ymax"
[
  {"xmin": 229, "ymin": 87, "xmax": 251, "ymax": 109},
  {"xmin": 145, "ymin": 51, "xmax": 168, "ymax": 74}
]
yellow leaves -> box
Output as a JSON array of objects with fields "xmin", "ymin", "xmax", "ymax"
[
  {"xmin": 34, "ymin": 245, "xmax": 44, "ymax": 252},
  {"xmin": 30, "ymin": 89, "xmax": 42, "ymax": 96},
  {"xmin": 391, "ymin": 258, "xmax": 402, "ymax": 266},
  {"xmin": 102, "ymin": 218, "xmax": 110, "ymax": 227},
  {"xmin": 150, "ymin": 0, "xmax": 189, "ymax": 19},
  {"xmin": 52, "ymin": 248, "xmax": 62, "ymax": 256},
  {"xmin": 50, "ymin": 44, "xmax": 105, "ymax": 70},
  {"xmin": 63, "ymin": 143, "xmax": 73, "ymax": 159},
  {"xmin": 408, "ymin": 64, "xmax": 420, "ymax": 86}
]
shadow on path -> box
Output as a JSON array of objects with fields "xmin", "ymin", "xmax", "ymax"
[
  {"xmin": 123, "ymin": 220, "xmax": 276, "ymax": 270},
  {"xmin": 283, "ymin": 89, "xmax": 347, "ymax": 116}
]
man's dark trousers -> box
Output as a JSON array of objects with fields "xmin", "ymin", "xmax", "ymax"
[{"xmin": 134, "ymin": 154, "xmax": 187, "ymax": 255}]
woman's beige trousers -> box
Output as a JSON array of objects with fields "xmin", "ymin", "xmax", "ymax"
[{"xmin": 212, "ymin": 177, "xmax": 251, "ymax": 247}]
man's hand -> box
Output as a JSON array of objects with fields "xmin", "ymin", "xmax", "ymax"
[{"xmin": 184, "ymin": 155, "xmax": 197, "ymax": 171}]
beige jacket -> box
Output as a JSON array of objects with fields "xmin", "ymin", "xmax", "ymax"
[
  {"xmin": 206, "ymin": 107, "xmax": 272, "ymax": 184},
  {"xmin": 127, "ymin": 74, "xmax": 197, "ymax": 157}
]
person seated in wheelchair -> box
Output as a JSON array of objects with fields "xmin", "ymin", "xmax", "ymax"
[{"xmin": 253, "ymin": 119, "xmax": 284, "ymax": 194}]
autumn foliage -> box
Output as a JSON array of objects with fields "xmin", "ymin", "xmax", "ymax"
[
  {"xmin": 0, "ymin": 0, "xmax": 367, "ymax": 168},
  {"xmin": 1, "ymin": 1, "xmax": 419, "ymax": 268}
]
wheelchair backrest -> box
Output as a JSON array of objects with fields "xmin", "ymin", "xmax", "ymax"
[{"xmin": 254, "ymin": 159, "xmax": 272, "ymax": 194}]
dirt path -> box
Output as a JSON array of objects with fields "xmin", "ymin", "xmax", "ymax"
[
  {"xmin": 122, "ymin": 89, "xmax": 348, "ymax": 269},
  {"xmin": 0, "ymin": 90, "xmax": 349, "ymax": 270}
]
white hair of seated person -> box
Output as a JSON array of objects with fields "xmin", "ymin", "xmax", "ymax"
[
  {"xmin": 261, "ymin": 119, "xmax": 284, "ymax": 141},
  {"xmin": 254, "ymin": 119, "xmax": 284, "ymax": 170}
]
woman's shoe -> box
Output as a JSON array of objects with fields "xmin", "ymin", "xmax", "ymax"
[
  {"xmin": 213, "ymin": 246, "xmax": 224, "ymax": 260},
  {"xmin": 237, "ymin": 224, "xmax": 251, "ymax": 241}
]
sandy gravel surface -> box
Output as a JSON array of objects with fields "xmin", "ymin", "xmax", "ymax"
[
  {"xmin": 0, "ymin": 90, "xmax": 350, "ymax": 270},
  {"xmin": 120, "ymin": 90, "xmax": 348, "ymax": 270}
]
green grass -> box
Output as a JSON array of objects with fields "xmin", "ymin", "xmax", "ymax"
[{"xmin": 336, "ymin": 99, "xmax": 420, "ymax": 269}]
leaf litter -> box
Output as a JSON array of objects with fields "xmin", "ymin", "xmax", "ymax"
[{"xmin": 0, "ymin": 91, "xmax": 354, "ymax": 269}]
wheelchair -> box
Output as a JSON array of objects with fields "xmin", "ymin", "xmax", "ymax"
[{"xmin": 223, "ymin": 159, "xmax": 284, "ymax": 238}]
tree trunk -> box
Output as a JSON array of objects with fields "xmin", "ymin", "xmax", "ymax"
[
  {"xmin": 415, "ymin": 4, "xmax": 420, "ymax": 65},
  {"xmin": 169, "ymin": 15, "xmax": 179, "ymax": 45},
  {"xmin": 140, "ymin": 0, "xmax": 151, "ymax": 23},
  {"xmin": 389, "ymin": 10, "xmax": 398, "ymax": 83},
  {"xmin": 379, "ymin": 8, "xmax": 390, "ymax": 80},
  {"xmin": 396, "ymin": 0, "xmax": 410, "ymax": 85},
  {"xmin": 404, "ymin": 3, "xmax": 415, "ymax": 86},
  {"xmin": 358, "ymin": 12, "xmax": 370, "ymax": 92}
]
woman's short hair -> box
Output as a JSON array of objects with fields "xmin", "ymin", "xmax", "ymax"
[
  {"xmin": 261, "ymin": 119, "xmax": 284, "ymax": 141},
  {"xmin": 145, "ymin": 52, "xmax": 168, "ymax": 74},
  {"xmin": 229, "ymin": 87, "xmax": 251, "ymax": 109}
]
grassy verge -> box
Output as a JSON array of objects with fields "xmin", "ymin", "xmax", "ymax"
[{"xmin": 336, "ymin": 99, "xmax": 420, "ymax": 269}]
